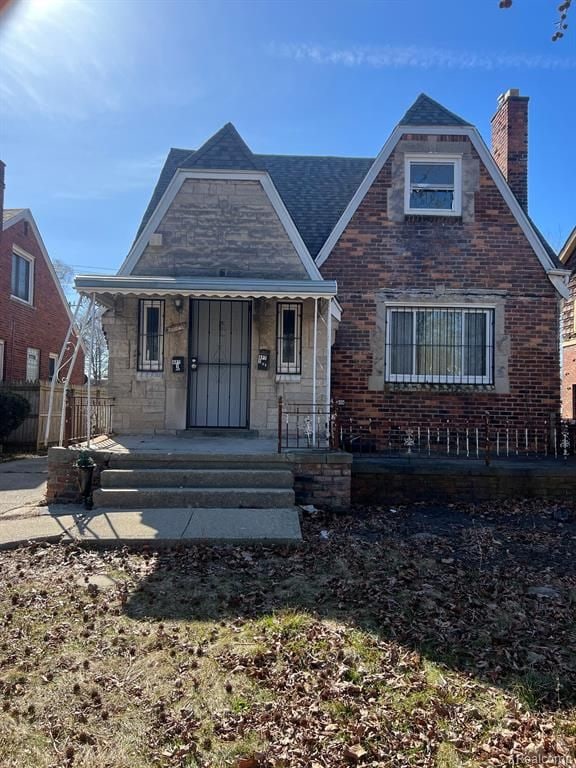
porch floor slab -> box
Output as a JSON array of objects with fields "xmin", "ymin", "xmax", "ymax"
[{"xmin": 84, "ymin": 434, "xmax": 279, "ymax": 455}]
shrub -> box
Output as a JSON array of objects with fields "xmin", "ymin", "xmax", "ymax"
[{"xmin": 0, "ymin": 392, "xmax": 31, "ymax": 442}]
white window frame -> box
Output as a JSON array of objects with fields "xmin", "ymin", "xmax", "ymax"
[
  {"xmin": 26, "ymin": 347, "xmax": 40, "ymax": 382},
  {"xmin": 276, "ymin": 302, "xmax": 303, "ymax": 375},
  {"xmin": 0, "ymin": 340, "xmax": 4, "ymax": 382},
  {"xmin": 404, "ymin": 154, "xmax": 462, "ymax": 216},
  {"xmin": 11, "ymin": 246, "xmax": 35, "ymax": 305},
  {"xmin": 385, "ymin": 305, "xmax": 494, "ymax": 385},
  {"xmin": 48, "ymin": 353, "xmax": 59, "ymax": 381}
]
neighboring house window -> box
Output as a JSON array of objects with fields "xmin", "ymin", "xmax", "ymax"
[
  {"xmin": 137, "ymin": 299, "xmax": 165, "ymax": 371},
  {"xmin": 276, "ymin": 302, "xmax": 302, "ymax": 374},
  {"xmin": 0, "ymin": 340, "xmax": 4, "ymax": 382},
  {"xmin": 404, "ymin": 155, "xmax": 462, "ymax": 216},
  {"xmin": 385, "ymin": 306, "xmax": 494, "ymax": 384},
  {"xmin": 11, "ymin": 249, "xmax": 34, "ymax": 303},
  {"xmin": 26, "ymin": 348, "xmax": 40, "ymax": 382},
  {"xmin": 49, "ymin": 353, "xmax": 58, "ymax": 381}
]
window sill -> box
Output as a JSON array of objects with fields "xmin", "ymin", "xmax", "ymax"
[
  {"xmin": 385, "ymin": 382, "xmax": 495, "ymax": 393},
  {"xmin": 403, "ymin": 214, "xmax": 462, "ymax": 224},
  {"xmin": 10, "ymin": 295, "xmax": 35, "ymax": 308},
  {"xmin": 276, "ymin": 374, "xmax": 302, "ymax": 383}
]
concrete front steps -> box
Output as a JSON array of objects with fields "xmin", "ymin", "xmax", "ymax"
[{"xmin": 91, "ymin": 455, "xmax": 301, "ymax": 543}]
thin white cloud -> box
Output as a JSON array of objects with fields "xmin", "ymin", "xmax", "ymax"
[
  {"xmin": 53, "ymin": 154, "xmax": 166, "ymax": 201},
  {"xmin": 269, "ymin": 42, "xmax": 576, "ymax": 71}
]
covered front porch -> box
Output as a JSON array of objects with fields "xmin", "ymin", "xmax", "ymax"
[{"xmin": 75, "ymin": 276, "xmax": 339, "ymax": 438}]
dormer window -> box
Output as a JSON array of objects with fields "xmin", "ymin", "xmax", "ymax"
[{"xmin": 404, "ymin": 155, "xmax": 462, "ymax": 216}]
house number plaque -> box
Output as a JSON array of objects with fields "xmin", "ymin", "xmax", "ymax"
[{"xmin": 171, "ymin": 356, "xmax": 185, "ymax": 373}]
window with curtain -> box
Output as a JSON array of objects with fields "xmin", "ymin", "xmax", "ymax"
[
  {"xmin": 404, "ymin": 155, "xmax": 462, "ymax": 216},
  {"xmin": 386, "ymin": 306, "xmax": 494, "ymax": 384}
]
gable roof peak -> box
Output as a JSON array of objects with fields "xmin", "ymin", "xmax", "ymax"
[
  {"xmin": 400, "ymin": 93, "xmax": 471, "ymax": 127},
  {"xmin": 184, "ymin": 122, "xmax": 258, "ymax": 171}
]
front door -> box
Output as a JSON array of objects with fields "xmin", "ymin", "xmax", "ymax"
[{"xmin": 187, "ymin": 299, "xmax": 251, "ymax": 428}]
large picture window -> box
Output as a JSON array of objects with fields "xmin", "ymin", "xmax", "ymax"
[
  {"xmin": 404, "ymin": 155, "xmax": 462, "ymax": 216},
  {"xmin": 386, "ymin": 306, "xmax": 494, "ymax": 384},
  {"xmin": 11, "ymin": 250, "xmax": 34, "ymax": 303},
  {"xmin": 137, "ymin": 299, "xmax": 165, "ymax": 371},
  {"xmin": 276, "ymin": 302, "xmax": 302, "ymax": 374}
]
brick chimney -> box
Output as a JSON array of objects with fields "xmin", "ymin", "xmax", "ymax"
[{"xmin": 491, "ymin": 89, "xmax": 529, "ymax": 212}]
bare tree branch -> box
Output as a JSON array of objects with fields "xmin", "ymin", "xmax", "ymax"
[{"xmin": 499, "ymin": 0, "xmax": 571, "ymax": 41}]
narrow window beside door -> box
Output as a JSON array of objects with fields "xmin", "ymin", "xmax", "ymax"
[
  {"xmin": 137, "ymin": 299, "xmax": 165, "ymax": 371},
  {"xmin": 276, "ymin": 303, "xmax": 302, "ymax": 374}
]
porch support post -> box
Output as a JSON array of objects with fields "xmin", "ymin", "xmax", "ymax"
[
  {"xmin": 86, "ymin": 293, "xmax": 96, "ymax": 448},
  {"xmin": 326, "ymin": 297, "xmax": 332, "ymax": 414},
  {"xmin": 44, "ymin": 295, "xmax": 83, "ymax": 447},
  {"xmin": 312, "ymin": 297, "xmax": 318, "ymax": 444},
  {"xmin": 59, "ymin": 293, "xmax": 94, "ymax": 447}
]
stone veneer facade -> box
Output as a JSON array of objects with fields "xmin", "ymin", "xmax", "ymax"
[
  {"xmin": 103, "ymin": 294, "xmax": 331, "ymax": 435},
  {"xmin": 103, "ymin": 176, "xmax": 332, "ymax": 435}
]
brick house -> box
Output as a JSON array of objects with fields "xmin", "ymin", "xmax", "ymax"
[
  {"xmin": 0, "ymin": 170, "xmax": 84, "ymax": 384},
  {"xmin": 560, "ymin": 227, "xmax": 576, "ymax": 419},
  {"xmin": 74, "ymin": 90, "xmax": 569, "ymax": 437}
]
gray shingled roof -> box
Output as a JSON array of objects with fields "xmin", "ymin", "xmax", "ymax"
[
  {"xmin": 133, "ymin": 94, "xmax": 559, "ymax": 266},
  {"xmin": 400, "ymin": 93, "xmax": 471, "ymax": 127},
  {"xmin": 135, "ymin": 137, "xmax": 373, "ymax": 258}
]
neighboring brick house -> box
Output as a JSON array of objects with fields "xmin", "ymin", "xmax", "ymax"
[
  {"xmin": 74, "ymin": 90, "xmax": 569, "ymax": 436},
  {"xmin": 0, "ymin": 199, "xmax": 84, "ymax": 384},
  {"xmin": 560, "ymin": 227, "xmax": 576, "ymax": 419}
]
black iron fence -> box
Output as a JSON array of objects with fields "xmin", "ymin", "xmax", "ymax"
[
  {"xmin": 277, "ymin": 397, "xmax": 334, "ymax": 452},
  {"xmin": 277, "ymin": 398, "xmax": 575, "ymax": 462}
]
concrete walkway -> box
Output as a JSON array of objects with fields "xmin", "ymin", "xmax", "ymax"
[
  {"xmin": 0, "ymin": 455, "xmax": 301, "ymax": 549},
  {"xmin": 0, "ymin": 456, "xmax": 47, "ymax": 519},
  {"xmin": 0, "ymin": 505, "xmax": 302, "ymax": 549}
]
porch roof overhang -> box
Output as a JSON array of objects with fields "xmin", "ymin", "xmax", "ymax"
[{"xmin": 74, "ymin": 275, "xmax": 338, "ymax": 303}]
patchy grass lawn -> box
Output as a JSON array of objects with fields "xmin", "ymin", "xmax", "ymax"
[{"xmin": 0, "ymin": 499, "xmax": 575, "ymax": 767}]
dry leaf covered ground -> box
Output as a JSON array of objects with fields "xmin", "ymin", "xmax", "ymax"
[{"xmin": 0, "ymin": 498, "xmax": 575, "ymax": 767}]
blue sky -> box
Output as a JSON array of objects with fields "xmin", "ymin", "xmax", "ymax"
[{"xmin": 1, "ymin": 0, "xmax": 575, "ymax": 289}]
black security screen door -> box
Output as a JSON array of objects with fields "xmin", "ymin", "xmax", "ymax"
[{"xmin": 188, "ymin": 299, "xmax": 251, "ymax": 428}]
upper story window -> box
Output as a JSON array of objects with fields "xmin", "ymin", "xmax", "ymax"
[
  {"xmin": 276, "ymin": 302, "xmax": 302, "ymax": 375},
  {"xmin": 137, "ymin": 299, "xmax": 165, "ymax": 371},
  {"xmin": 385, "ymin": 305, "xmax": 494, "ymax": 385},
  {"xmin": 11, "ymin": 248, "xmax": 34, "ymax": 304},
  {"xmin": 404, "ymin": 155, "xmax": 462, "ymax": 216}
]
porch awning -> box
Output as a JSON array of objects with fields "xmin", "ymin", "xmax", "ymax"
[{"xmin": 74, "ymin": 275, "xmax": 338, "ymax": 301}]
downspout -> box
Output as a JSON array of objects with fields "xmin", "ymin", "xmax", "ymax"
[
  {"xmin": 86, "ymin": 293, "xmax": 96, "ymax": 448},
  {"xmin": 326, "ymin": 297, "xmax": 332, "ymax": 416},
  {"xmin": 312, "ymin": 297, "xmax": 318, "ymax": 445}
]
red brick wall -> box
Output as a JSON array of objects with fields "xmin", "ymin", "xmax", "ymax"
[
  {"xmin": 561, "ymin": 267, "xmax": 576, "ymax": 419},
  {"xmin": 0, "ymin": 218, "xmax": 85, "ymax": 384},
  {"xmin": 321, "ymin": 134, "xmax": 560, "ymax": 432}
]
